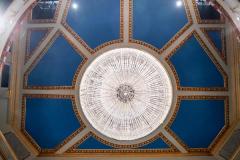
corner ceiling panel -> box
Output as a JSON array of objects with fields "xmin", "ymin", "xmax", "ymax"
[
  {"xmin": 65, "ymin": 0, "xmax": 121, "ymax": 49},
  {"xmin": 26, "ymin": 34, "xmax": 85, "ymax": 88},
  {"xmin": 139, "ymin": 137, "xmax": 170, "ymax": 149},
  {"xmin": 203, "ymin": 28, "xmax": 226, "ymax": 63},
  {"xmin": 76, "ymin": 135, "xmax": 113, "ymax": 150},
  {"xmin": 23, "ymin": 96, "xmax": 82, "ymax": 150},
  {"xmin": 26, "ymin": 29, "xmax": 49, "ymax": 62},
  {"xmin": 169, "ymin": 34, "xmax": 225, "ymax": 89},
  {"xmin": 31, "ymin": 0, "xmax": 60, "ymax": 20},
  {"xmin": 132, "ymin": 0, "xmax": 189, "ymax": 49},
  {"xmin": 169, "ymin": 98, "xmax": 226, "ymax": 149}
]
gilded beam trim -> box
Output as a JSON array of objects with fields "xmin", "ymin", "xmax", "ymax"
[{"xmin": 66, "ymin": 132, "xmax": 178, "ymax": 153}]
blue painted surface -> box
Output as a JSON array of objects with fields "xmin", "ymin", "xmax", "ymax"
[
  {"xmin": 140, "ymin": 138, "xmax": 169, "ymax": 149},
  {"xmin": 170, "ymin": 99, "xmax": 225, "ymax": 148},
  {"xmin": 29, "ymin": 30, "xmax": 48, "ymax": 54},
  {"xmin": 77, "ymin": 136, "xmax": 113, "ymax": 149},
  {"xmin": 1, "ymin": 64, "xmax": 10, "ymax": 88},
  {"xmin": 25, "ymin": 98, "xmax": 81, "ymax": 149},
  {"xmin": 28, "ymin": 35, "xmax": 83, "ymax": 87},
  {"xmin": 133, "ymin": 0, "xmax": 188, "ymax": 49},
  {"xmin": 207, "ymin": 30, "xmax": 222, "ymax": 53},
  {"xmin": 197, "ymin": 4, "xmax": 220, "ymax": 20},
  {"xmin": 170, "ymin": 35, "xmax": 224, "ymax": 87},
  {"xmin": 32, "ymin": 0, "xmax": 58, "ymax": 19},
  {"xmin": 66, "ymin": 0, "xmax": 120, "ymax": 49}
]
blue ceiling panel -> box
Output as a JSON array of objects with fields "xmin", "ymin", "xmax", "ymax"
[
  {"xmin": 28, "ymin": 30, "xmax": 48, "ymax": 56},
  {"xmin": 27, "ymin": 35, "xmax": 83, "ymax": 87},
  {"xmin": 66, "ymin": 0, "xmax": 120, "ymax": 49},
  {"xmin": 170, "ymin": 99, "xmax": 225, "ymax": 148},
  {"xmin": 206, "ymin": 30, "xmax": 222, "ymax": 53},
  {"xmin": 197, "ymin": 4, "xmax": 220, "ymax": 20},
  {"xmin": 133, "ymin": 0, "xmax": 189, "ymax": 49},
  {"xmin": 25, "ymin": 97, "xmax": 81, "ymax": 149},
  {"xmin": 169, "ymin": 35, "xmax": 224, "ymax": 88},
  {"xmin": 32, "ymin": 0, "xmax": 59, "ymax": 20},
  {"xmin": 139, "ymin": 138, "xmax": 170, "ymax": 149},
  {"xmin": 77, "ymin": 136, "xmax": 113, "ymax": 149},
  {"xmin": 1, "ymin": 64, "xmax": 10, "ymax": 88}
]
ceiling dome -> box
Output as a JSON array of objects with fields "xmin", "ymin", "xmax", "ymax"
[{"xmin": 1, "ymin": 0, "xmax": 239, "ymax": 159}]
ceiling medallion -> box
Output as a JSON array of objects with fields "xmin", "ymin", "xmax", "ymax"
[{"xmin": 80, "ymin": 48, "xmax": 172, "ymax": 141}]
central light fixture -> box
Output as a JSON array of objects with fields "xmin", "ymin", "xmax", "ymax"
[{"xmin": 79, "ymin": 48, "xmax": 172, "ymax": 140}]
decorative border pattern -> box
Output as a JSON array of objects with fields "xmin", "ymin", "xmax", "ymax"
[
  {"xmin": 129, "ymin": 0, "xmax": 193, "ymax": 54},
  {"xmin": 61, "ymin": 0, "xmax": 124, "ymax": 54},
  {"xmin": 165, "ymin": 31, "xmax": 228, "ymax": 91},
  {"xmin": 201, "ymin": 28, "xmax": 227, "ymax": 64},
  {"xmin": 165, "ymin": 95, "xmax": 229, "ymax": 153},
  {"xmin": 66, "ymin": 132, "xmax": 178, "ymax": 153},
  {"xmin": 192, "ymin": 0, "xmax": 225, "ymax": 24},
  {"xmin": 25, "ymin": 28, "xmax": 52, "ymax": 64},
  {"xmin": 0, "ymin": 148, "xmax": 7, "ymax": 160},
  {"xmin": 23, "ymin": 30, "xmax": 88, "ymax": 90},
  {"xmin": 21, "ymin": 94, "xmax": 86, "ymax": 154},
  {"xmin": 28, "ymin": 0, "xmax": 62, "ymax": 23}
]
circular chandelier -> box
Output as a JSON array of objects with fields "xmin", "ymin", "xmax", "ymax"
[{"xmin": 80, "ymin": 48, "xmax": 172, "ymax": 141}]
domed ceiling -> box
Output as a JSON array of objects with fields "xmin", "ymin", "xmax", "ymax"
[{"xmin": 7, "ymin": 0, "xmax": 232, "ymax": 157}]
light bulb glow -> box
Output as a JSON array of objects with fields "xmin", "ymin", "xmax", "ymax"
[
  {"xmin": 176, "ymin": 0, "xmax": 183, "ymax": 7},
  {"xmin": 237, "ymin": 16, "xmax": 240, "ymax": 21},
  {"xmin": 72, "ymin": 3, "xmax": 78, "ymax": 9}
]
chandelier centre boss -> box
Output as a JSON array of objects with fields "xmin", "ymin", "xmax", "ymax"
[{"xmin": 79, "ymin": 48, "xmax": 173, "ymax": 140}]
